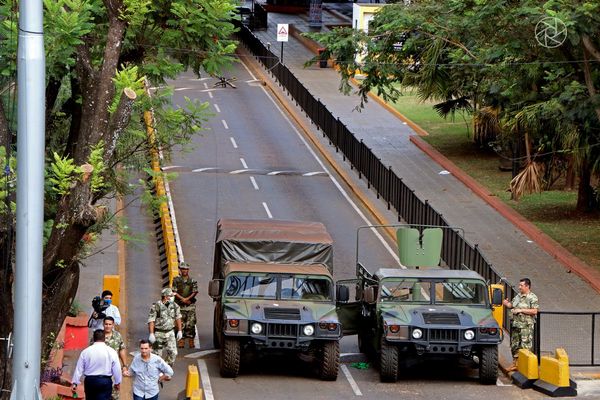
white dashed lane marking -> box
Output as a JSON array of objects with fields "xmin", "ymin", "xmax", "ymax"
[
  {"xmin": 230, "ymin": 137, "xmax": 237, "ymax": 148},
  {"xmin": 222, "ymin": 119, "xmax": 229, "ymax": 129},
  {"xmin": 262, "ymin": 202, "xmax": 273, "ymax": 218},
  {"xmin": 240, "ymin": 158, "xmax": 248, "ymax": 168},
  {"xmin": 214, "ymin": 104, "xmax": 220, "ymax": 113},
  {"xmin": 250, "ymin": 176, "xmax": 259, "ymax": 190},
  {"xmin": 208, "ymin": 91, "xmax": 213, "ymax": 99},
  {"xmin": 341, "ymin": 365, "xmax": 363, "ymax": 396}
]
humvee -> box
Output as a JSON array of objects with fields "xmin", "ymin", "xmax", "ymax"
[
  {"xmin": 208, "ymin": 219, "xmax": 347, "ymax": 380},
  {"xmin": 337, "ymin": 225, "xmax": 503, "ymax": 384}
]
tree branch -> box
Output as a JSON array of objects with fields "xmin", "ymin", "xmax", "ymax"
[
  {"xmin": 0, "ymin": 96, "xmax": 10, "ymax": 149},
  {"xmin": 582, "ymin": 34, "xmax": 600, "ymax": 63},
  {"xmin": 105, "ymin": 87, "xmax": 137, "ymax": 163},
  {"xmin": 418, "ymin": 30, "xmax": 477, "ymax": 59}
]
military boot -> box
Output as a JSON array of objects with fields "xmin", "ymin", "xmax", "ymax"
[
  {"xmin": 177, "ymin": 339, "xmax": 184, "ymax": 348},
  {"xmin": 188, "ymin": 338, "xmax": 195, "ymax": 348}
]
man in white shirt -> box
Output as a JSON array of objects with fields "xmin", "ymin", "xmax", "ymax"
[
  {"xmin": 71, "ymin": 330, "xmax": 122, "ymax": 400},
  {"xmin": 89, "ymin": 290, "xmax": 122, "ymax": 332},
  {"xmin": 124, "ymin": 339, "xmax": 173, "ymax": 400}
]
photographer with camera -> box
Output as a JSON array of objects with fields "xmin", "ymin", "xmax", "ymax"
[{"xmin": 89, "ymin": 290, "xmax": 122, "ymax": 332}]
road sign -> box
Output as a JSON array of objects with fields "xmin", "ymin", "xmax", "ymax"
[{"xmin": 277, "ymin": 24, "xmax": 289, "ymax": 42}]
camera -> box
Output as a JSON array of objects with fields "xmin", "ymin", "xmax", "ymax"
[{"xmin": 91, "ymin": 296, "xmax": 109, "ymax": 318}]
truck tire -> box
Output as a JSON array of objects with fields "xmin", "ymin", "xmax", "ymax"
[
  {"xmin": 479, "ymin": 345, "xmax": 498, "ymax": 385},
  {"xmin": 379, "ymin": 336, "xmax": 398, "ymax": 382},
  {"xmin": 220, "ymin": 336, "xmax": 241, "ymax": 378},
  {"xmin": 318, "ymin": 341, "xmax": 340, "ymax": 381}
]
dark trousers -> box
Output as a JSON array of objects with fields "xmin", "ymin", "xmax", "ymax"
[{"xmin": 84, "ymin": 375, "xmax": 112, "ymax": 400}]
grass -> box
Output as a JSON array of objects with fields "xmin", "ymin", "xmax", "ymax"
[{"xmin": 389, "ymin": 90, "xmax": 600, "ymax": 271}]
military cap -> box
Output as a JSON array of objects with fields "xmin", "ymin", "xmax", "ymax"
[
  {"xmin": 161, "ymin": 287, "xmax": 173, "ymax": 297},
  {"xmin": 179, "ymin": 262, "xmax": 190, "ymax": 270}
]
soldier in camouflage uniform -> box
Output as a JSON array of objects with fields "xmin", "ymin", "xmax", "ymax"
[
  {"xmin": 148, "ymin": 287, "xmax": 183, "ymax": 366},
  {"xmin": 172, "ymin": 262, "xmax": 198, "ymax": 348},
  {"xmin": 103, "ymin": 316, "xmax": 127, "ymax": 400},
  {"xmin": 503, "ymin": 278, "xmax": 539, "ymax": 371}
]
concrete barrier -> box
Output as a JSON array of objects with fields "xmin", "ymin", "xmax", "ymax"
[
  {"xmin": 186, "ymin": 365, "xmax": 201, "ymax": 398},
  {"xmin": 190, "ymin": 388, "xmax": 203, "ymax": 400},
  {"xmin": 511, "ymin": 349, "xmax": 538, "ymax": 389},
  {"xmin": 532, "ymin": 348, "xmax": 577, "ymax": 397}
]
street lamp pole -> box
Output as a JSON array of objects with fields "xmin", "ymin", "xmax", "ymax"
[{"xmin": 11, "ymin": 0, "xmax": 46, "ymax": 397}]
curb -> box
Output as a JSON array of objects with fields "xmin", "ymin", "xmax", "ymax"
[{"xmin": 410, "ymin": 135, "xmax": 600, "ymax": 293}]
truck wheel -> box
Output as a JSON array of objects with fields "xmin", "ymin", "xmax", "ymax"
[
  {"xmin": 379, "ymin": 336, "xmax": 398, "ymax": 382},
  {"xmin": 318, "ymin": 341, "xmax": 340, "ymax": 381},
  {"xmin": 220, "ymin": 336, "xmax": 241, "ymax": 378},
  {"xmin": 479, "ymin": 345, "xmax": 498, "ymax": 384}
]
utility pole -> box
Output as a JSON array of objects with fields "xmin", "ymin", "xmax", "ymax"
[{"xmin": 11, "ymin": 0, "xmax": 45, "ymax": 397}]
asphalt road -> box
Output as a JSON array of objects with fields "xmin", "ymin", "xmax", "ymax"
[{"xmin": 118, "ymin": 57, "xmax": 554, "ymax": 399}]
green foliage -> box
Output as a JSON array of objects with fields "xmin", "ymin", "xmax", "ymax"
[
  {"xmin": 88, "ymin": 142, "xmax": 107, "ymax": 193},
  {"xmin": 48, "ymin": 152, "xmax": 79, "ymax": 196}
]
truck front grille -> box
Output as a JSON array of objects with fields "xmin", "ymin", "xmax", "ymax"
[
  {"xmin": 422, "ymin": 313, "xmax": 460, "ymax": 325},
  {"xmin": 267, "ymin": 323, "xmax": 298, "ymax": 337},
  {"xmin": 429, "ymin": 329, "xmax": 459, "ymax": 342},
  {"xmin": 264, "ymin": 308, "xmax": 301, "ymax": 320}
]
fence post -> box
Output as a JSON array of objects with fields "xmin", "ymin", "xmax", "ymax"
[
  {"xmin": 535, "ymin": 312, "xmax": 541, "ymax": 361},
  {"xmin": 592, "ymin": 313, "xmax": 596, "ymax": 365}
]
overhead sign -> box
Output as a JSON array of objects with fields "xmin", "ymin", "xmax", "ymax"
[{"xmin": 277, "ymin": 24, "xmax": 289, "ymax": 42}]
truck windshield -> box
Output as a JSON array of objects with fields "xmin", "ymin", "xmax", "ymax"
[
  {"xmin": 380, "ymin": 279, "xmax": 431, "ymax": 303},
  {"xmin": 280, "ymin": 276, "xmax": 332, "ymax": 301},
  {"xmin": 225, "ymin": 274, "xmax": 277, "ymax": 299},
  {"xmin": 434, "ymin": 279, "xmax": 487, "ymax": 305}
]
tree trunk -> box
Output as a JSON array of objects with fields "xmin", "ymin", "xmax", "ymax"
[
  {"xmin": 0, "ymin": 97, "xmax": 10, "ymax": 150},
  {"xmin": 565, "ymin": 155, "xmax": 575, "ymax": 191},
  {"xmin": 576, "ymin": 161, "xmax": 599, "ymax": 212},
  {"xmin": 0, "ymin": 227, "xmax": 14, "ymax": 400}
]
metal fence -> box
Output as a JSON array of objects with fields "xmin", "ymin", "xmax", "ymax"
[{"xmin": 535, "ymin": 311, "xmax": 600, "ymax": 366}]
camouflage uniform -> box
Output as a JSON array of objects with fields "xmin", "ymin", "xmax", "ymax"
[
  {"xmin": 510, "ymin": 291, "xmax": 539, "ymax": 358},
  {"xmin": 105, "ymin": 331, "xmax": 125, "ymax": 400},
  {"xmin": 148, "ymin": 299, "xmax": 182, "ymax": 365},
  {"xmin": 172, "ymin": 275, "xmax": 198, "ymax": 338}
]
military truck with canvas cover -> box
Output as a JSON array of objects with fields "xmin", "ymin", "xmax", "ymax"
[
  {"xmin": 209, "ymin": 219, "xmax": 345, "ymax": 380},
  {"xmin": 337, "ymin": 225, "xmax": 503, "ymax": 384}
]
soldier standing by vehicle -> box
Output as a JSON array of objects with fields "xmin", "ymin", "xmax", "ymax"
[
  {"xmin": 172, "ymin": 262, "xmax": 198, "ymax": 348},
  {"xmin": 148, "ymin": 288, "xmax": 183, "ymax": 366},
  {"xmin": 503, "ymin": 277, "xmax": 539, "ymax": 371}
]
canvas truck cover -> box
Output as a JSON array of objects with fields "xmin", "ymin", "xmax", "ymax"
[{"xmin": 213, "ymin": 219, "xmax": 334, "ymax": 278}]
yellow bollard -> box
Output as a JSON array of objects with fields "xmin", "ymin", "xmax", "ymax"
[
  {"xmin": 512, "ymin": 349, "xmax": 538, "ymax": 388},
  {"xmin": 190, "ymin": 388, "xmax": 203, "ymax": 400},
  {"xmin": 103, "ymin": 275, "xmax": 120, "ymax": 307},
  {"xmin": 186, "ymin": 365, "xmax": 200, "ymax": 398},
  {"xmin": 533, "ymin": 348, "xmax": 577, "ymax": 397}
]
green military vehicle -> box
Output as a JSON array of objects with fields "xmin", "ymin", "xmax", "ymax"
[
  {"xmin": 208, "ymin": 219, "xmax": 348, "ymax": 380},
  {"xmin": 337, "ymin": 225, "xmax": 503, "ymax": 384}
]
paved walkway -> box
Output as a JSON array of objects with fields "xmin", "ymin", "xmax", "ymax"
[{"xmin": 247, "ymin": 8, "xmax": 600, "ymax": 313}]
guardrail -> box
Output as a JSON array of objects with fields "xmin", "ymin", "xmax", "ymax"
[
  {"xmin": 236, "ymin": 24, "xmax": 518, "ymax": 329},
  {"xmin": 535, "ymin": 311, "xmax": 600, "ymax": 366}
]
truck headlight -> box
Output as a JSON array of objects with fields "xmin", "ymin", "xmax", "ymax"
[
  {"xmin": 412, "ymin": 328, "xmax": 423, "ymax": 339},
  {"xmin": 250, "ymin": 323, "xmax": 263, "ymax": 335},
  {"xmin": 303, "ymin": 325, "xmax": 315, "ymax": 336},
  {"xmin": 464, "ymin": 329, "xmax": 475, "ymax": 340}
]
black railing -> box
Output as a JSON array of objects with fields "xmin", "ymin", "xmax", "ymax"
[
  {"xmin": 535, "ymin": 311, "xmax": 600, "ymax": 366},
  {"xmin": 236, "ymin": 24, "xmax": 518, "ymax": 330}
]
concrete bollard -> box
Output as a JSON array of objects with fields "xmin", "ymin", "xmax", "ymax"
[
  {"xmin": 511, "ymin": 349, "xmax": 538, "ymax": 389},
  {"xmin": 532, "ymin": 348, "xmax": 577, "ymax": 397},
  {"xmin": 186, "ymin": 365, "xmax": 201, "ymax": 398}
]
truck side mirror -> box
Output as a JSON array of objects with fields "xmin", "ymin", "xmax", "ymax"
[
  {"xmin": 491, "ymin": 288, "xmax": 503, "ymax": 306},
  {"xmin": 337, "ymin": 285, "xmax": 349, "ymax": 302},
  {"xmin": 364, "ymin": 286, "xmax": 376, "ymax": 304},
  {"xmin": 208, "ymin": 280, "xmax": 221, "ymax": 299}
]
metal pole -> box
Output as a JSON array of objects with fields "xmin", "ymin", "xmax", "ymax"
[
  {"xmin": 11, "ymin": 0, "xmax": 45, "ymax": 397},
  {"xmin": 280, "ymin": 42, "xmax": 284, "ymax": 64}
]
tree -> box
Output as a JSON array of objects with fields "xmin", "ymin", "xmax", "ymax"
[
  {"xmin": 307, "ymin": 0, "xmax": 600, "ymax": 211},
  {"xmin": 0, "ymin": 0, "xmax": 237, "ymax": 392}
]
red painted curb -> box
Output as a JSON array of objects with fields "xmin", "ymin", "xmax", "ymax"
[{"xmin": 410, "ymin": 135, "xmax": 600, "ymax": 294}]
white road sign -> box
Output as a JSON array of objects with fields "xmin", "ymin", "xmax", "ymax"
[{"xmin": 277, "ymin": 24, "xmax": 289, "ymax": 42}]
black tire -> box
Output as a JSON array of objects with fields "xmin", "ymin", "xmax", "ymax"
[
  {"xmin": 358, "ymin": 330, "xmax": 369, "ymax": 354},
  {"xmin": 379, "ymin": 336, "xmax": 399, "ymax": 382},
  {"xmin": 318, "ymin": 341, "xmax": 340, "ymax": 381},
  {"xmin": 479, "ymin": 345, "xmax": 498, "ymax": 385},
  {"xmin": 213, "ymin": 307, "xmax": 221, "ymax": 349},
  {"xmin": 220, "ymin": 336, "xmax": 241, "ymax": 378}
]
